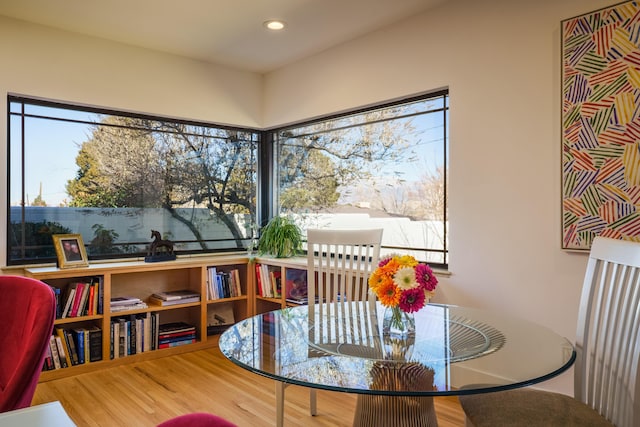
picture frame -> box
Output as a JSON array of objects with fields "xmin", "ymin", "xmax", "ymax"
[
  {"xmin": 561, "ymin": 1, "xmax": 640, "ymax": 250},
  {"xmin": 53, "ymin": 234, "xmax": 89, "ymax": 269}
]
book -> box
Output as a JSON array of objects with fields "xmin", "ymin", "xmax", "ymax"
[
  {"xmin": 61, "ymin": 287, "xmax": 76, "ymax": 318},
  {"xmin": 87, "ymin": 284, "xmax": 95, "ymax": 316},
  {"xmin": 49, "ymin": 335, "xmax": 62, "ymax": 370},
  {"xmin": 88, "ymin": 326, "xmax": 103, "ymax": 362},
  {"xmin": 285, "ymin": 269, "xmax": 308, "ymax": 304},
  {"xmin": 96, "ymin": 277, "xmax": 104, "ymax": 314},
  {"xmin": 69, "ymin": 283, "xmax": 85, "ymax": 317},
  {"xmin": 110, "ymin": 302, "xmax": 148, "ymax": 312},
  {"xmin": 111, "ymin": 321, "xmax": 119, "ymax": 360},
  {"xmin": 76, "ymin": 282, "xmax": 91, "ymax": 317},
  {"xmin": 158, "ymin": 322, "xmax": 196, "ymax": 335},
  {"xmin": 64, "ymin": 329, "xmax": 79, "ymax": 365},
  {"xmin": 232, "ymin": 269, "xmax": 242, "ymax": 297},
  {"xmin": 110, "ymin": 296, "xmax": 143, "ymax": 306},
  {"xmin": 158, "ymin": 329, "xmax": 196, "ymax": 340},
  {"xmin": 42, "ymin": 341, "xmax": 54, "ymax": 370},
  {"xmin": 50, "ymin": 286, "xmax": 62, "ymax": 319},
  {"xmin": 148, "ymin": 295, "xmax": 200, "ymax": 306},
  {"xmin": 54, "ymin": 334, "xmax": 69, "ymax": 368},
  {"xmin": 151, "ymin": 289, "xmax": 200, "ymax": 301},
  {"xmin": 73, "ymin": 328, "xmax": 85, "ymax": 365},
  {"xmin": 158, "ymin": 338, "xmax": 196, "ymax": 349},
  {"xmin": 255, "ymin": 264, "xmax": 264, "ymax": 297}
]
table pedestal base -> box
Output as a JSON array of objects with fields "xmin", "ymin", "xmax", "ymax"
[{"xmin": 353, "ymin": 395, "xmax": 438, "ymax": 427}]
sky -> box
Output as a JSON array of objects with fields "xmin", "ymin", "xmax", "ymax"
[{"xmin": 10, "ymin": 104, "xmax": 98, "ymax": 206}]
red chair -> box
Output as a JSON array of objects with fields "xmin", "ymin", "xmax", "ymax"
[
  {"xmin": 0, "ymin": 275, "xmax": 56, "ymax": 413},
  {"xmin": 157, "ymin": 413, "xmax": 237, "ymax": 427}
]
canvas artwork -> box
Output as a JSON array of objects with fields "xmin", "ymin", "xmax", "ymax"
[{"xmin": 562, "ymin": 1, "xmax": 640, "ymax": 249}]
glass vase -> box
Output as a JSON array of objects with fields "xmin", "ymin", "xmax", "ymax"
[
  {"xmin": 383, "ymin": 306, "xmax": 416, "ymax": 338},
  {"xmin": 382, "ymin": 306, "xmax": 415, "ymax": 360}
]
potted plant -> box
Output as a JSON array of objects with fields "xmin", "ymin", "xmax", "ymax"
[{"xmin": 257, "ymin": 216, "xmax": 303, "ymax": 258}]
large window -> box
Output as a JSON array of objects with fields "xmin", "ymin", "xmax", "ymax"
[
  {"xmin": 7, "ymin": 91, "xmax": 448, "ymax": 267},
  {"xmin": 273, "ymin": 90, "xmax": 449, "ymax": 267},
  {"xmin": 8, "ymin": 96, "xmax": 259, "ymax": 265}
]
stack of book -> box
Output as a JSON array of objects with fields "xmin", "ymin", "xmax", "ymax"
[
  {"xmin": 110, "ymin": 312, "xmax": 159, "ymax": 359},
  {"xmin": 158, "ymin": 322, "xmax": 196, "ymax": 349},
  {"xmin": 44, "ymin": 326, "xmax": 102, "ymax": 370},
  {"xmin": 148, "ymin": 289, "xmax": 201, "ymax": 306},
  {"xmin": 206, "ymin": 267, "xmax": 242, "ymax": 300},
  {"xmin": 110, "ymin": 296, "xmax": 148, "ymax": 312},
  {"xmin": 58, "ymin": 278, "xmax": 103, "ymax": 318}
]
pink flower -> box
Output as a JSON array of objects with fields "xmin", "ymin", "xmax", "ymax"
[
  {"xmin": 415, "ymin": 263, "xmax": 438, "ymax": 291},
  {"xmin": 398, "ymin": 287, "xmax": 426, "ymax": 313}
]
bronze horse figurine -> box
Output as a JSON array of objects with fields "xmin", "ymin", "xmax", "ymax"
[{"xmin": 148, "ymin": 230, "xmax": 174, "ymax": 257}]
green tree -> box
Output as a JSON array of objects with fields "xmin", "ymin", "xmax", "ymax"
[
  {"xmin": 66, "ymin": 117, "xmax": 257, "ymax": 248},
  {"xmin": 277, "ymin": 110, "xmax": 417, "ymax": 212}
]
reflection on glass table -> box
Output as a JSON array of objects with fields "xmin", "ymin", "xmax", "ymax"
[{"xmin": 219, "ymin": 302, "xmax": 575, "ymax": 426}]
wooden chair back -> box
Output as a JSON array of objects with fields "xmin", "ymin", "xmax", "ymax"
[{"xmin": 575, "ymin": 236, "xmax": 640, "ymax": 427}]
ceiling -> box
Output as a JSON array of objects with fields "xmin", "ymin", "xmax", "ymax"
[{"xmin": 0, "ymin": 0, "xmax": 445, "ymax": 73}]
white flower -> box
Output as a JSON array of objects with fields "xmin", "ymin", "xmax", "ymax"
[{"xmin": 393, "ymin": 267, "xmax": 418, "ymax": 290}]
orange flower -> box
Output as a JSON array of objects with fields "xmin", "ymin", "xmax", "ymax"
[
  {"xmin": 376, "ymin": 281, "xmax": 401, "ymax": 307},
  {"xmin": 379, "ymin": 258, "xmax": 401, "ymax": 277},
  {"xmin": 368, "ymin": 270, "xmax": 388, "ymax": 291}
]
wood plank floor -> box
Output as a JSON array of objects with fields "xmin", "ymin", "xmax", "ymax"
[{"xmin": 33, "ymin": 341, "xmax": 466, "ymax": 426}]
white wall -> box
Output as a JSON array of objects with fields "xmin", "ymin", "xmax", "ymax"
[
  {"xmin": 0, "ymin": 0, "xmax": 619, "ymax": 396},
  {"xmin": 263, "ymin": 0, "xmax": 614, "ymax": 395}
]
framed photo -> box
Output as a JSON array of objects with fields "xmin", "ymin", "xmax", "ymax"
[{"xmin": 53, "ymin": 234, "xmax": 89, "ymax": 269}]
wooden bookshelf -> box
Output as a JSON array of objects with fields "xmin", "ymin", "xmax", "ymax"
[
  {"xmin": 252, "ymin": 256, "xmax": 309, "ymax": 313},
  {"xmin": 24, "ymin": 255, "xmax": 251, "ymax": 381}
]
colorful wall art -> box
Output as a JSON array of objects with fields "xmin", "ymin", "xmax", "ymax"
[{"xmin": 562, "ymin": 1, "xmax": 640, "ymax": 249}]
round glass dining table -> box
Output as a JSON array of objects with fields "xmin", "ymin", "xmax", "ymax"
[{"xmin": 219, "ymin": 302, "xmax": 575, "ymax": 426}]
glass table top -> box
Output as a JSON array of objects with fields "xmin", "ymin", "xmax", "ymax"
[{"xmin": 219, "ymin": 302, "xmax": 575, "ymax": 396}]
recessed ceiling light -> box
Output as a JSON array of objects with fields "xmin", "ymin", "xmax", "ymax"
[{"xmin": 264, "ymin": 20, "xmax": 286, "ymax": 31}]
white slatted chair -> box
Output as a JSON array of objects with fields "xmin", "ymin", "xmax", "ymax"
[
  {"xmin": 275, "ymin": 228, "xmax": 383, "ymax": 427},
  {"xmin": 459, "ymin": 236, "xmax": 640, "ymax": 427}
]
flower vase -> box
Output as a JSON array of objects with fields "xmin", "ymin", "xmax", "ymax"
[
  {"xmin": 382, "ymin": 306, "xmax": 415, "ymax": 360},
  {"xmin": 383, "ymin": 306, "xmax": 416, "ymax": 338}
]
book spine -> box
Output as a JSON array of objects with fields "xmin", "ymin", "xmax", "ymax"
[
  {"xmin": 49, "ymin": 335, "xmax": 62, "ymax": 369},
  {"xmin": 74, "ymin": 329, "xmax": 85, "ymax": 365},
  {"xmin": 158, "ymin": 330, "xmax": 197, "ymax": 340},
  {"xmin": 61, "ymin": 287, "xmax": 75, "ymax": 319},
  {"xmin": 64, "ymin": 329, "xmax": 79, "ymax": 365},
  {"xmin": 69, "ymin": 283, "xmax": 84, "ymax": 317},
  {"xmin": 89, "ymin": 327, "xmax": 102, "ymax": 362},
  {"xmin": 42, "ymin": 341, "xmax": 54, "ymax": 371},
  {"xmin": 256, "ymin": 264, "xmax": 263, "ymax": 297},
  {"xmin": 111, "ymin": 321, "xmax": 118, "ymax": 359},
  {"xmin": 88, "ymin": 284, "xmax": 95, "ymax": 316},
  {"xmin": 119, "ymin": 319, "xmax": 126, "ymax": 358},
  {"xmin": 233, "ymin": 269, "xmax": 242, "ymax": 297},
  {"xmin": 77, "ymin": 282, "xmax": 90, "ymax": 317},
  {"xmin": 158, "ymin": 338, "xmax": 196, "ymax": 349},
  {"xmin": 128, "ymin": 316, "xmax": 136, "ymax": 355},
  {"xmin": 50, "ymin": 286, "xmax": 62, "ymax": 319},
  {"xmin": 143, "ymin": 313, "xmax": 151, "ymax": 352},
  {"xmin": 97, "ymin": 277, "xmax": 104, "ymax": 314},
  {"xmin": 54, "ymin": 334, "xmax": 69, "ymax": 368}
]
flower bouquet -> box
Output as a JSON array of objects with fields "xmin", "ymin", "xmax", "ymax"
[{"xmin": 368, "ymin": 254, "xmax": 438, "ymax": 335}]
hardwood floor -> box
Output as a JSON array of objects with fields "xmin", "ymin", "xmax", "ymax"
[{"xmin": 33, "ymin": 341, "xmax": 466, "ymax": 426}]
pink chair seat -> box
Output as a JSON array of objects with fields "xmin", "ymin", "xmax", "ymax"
[{"xmin": 157, "ymin": 413, "xmax": 237, "ymax": 427}]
